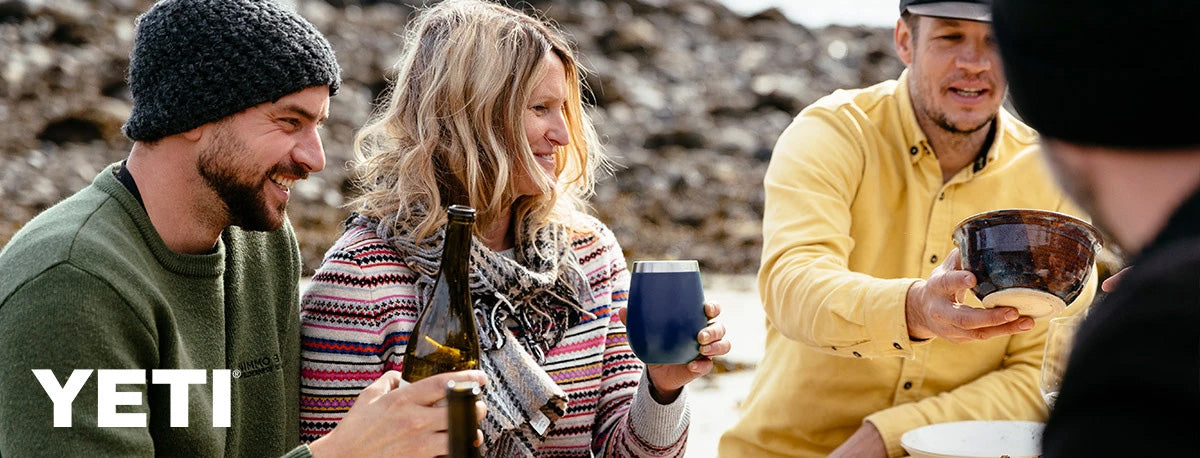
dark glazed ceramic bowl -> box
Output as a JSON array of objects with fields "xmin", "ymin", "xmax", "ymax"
[{"xmin": 952, "ymin": 209, "xmax": 1102, "ymax": 318}]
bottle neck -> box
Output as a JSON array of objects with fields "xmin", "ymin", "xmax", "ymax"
[
  {"xmin": 442, "ymin": 219, "xmax": 473, "ymax": 282},
  {"xmin": 447, "ymin": 382, "xmax": 482, "ymax": 458}
]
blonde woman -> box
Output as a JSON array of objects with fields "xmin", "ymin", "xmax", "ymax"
[{"xmin": 298, "ymin": 1, "xmax": 730, "ymax": 456}]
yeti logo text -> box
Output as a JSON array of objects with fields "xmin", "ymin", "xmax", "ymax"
[{"xmin": 32, "ymin": 369, "xmax": 232, "ymax": 428}]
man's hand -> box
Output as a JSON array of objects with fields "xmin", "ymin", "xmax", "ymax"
[
  {"xmin": 309, "ymin": 370, "xmax": 488, "ymax": 458},
  {"xmin": 829, "ymin": 421, "xmax": 887, "ymax": 458},
  {"xmin": 1101, "ymin": 266, "xmax": 1129, "ymax": 292},
  {"xmin": 906, "ymin": 248, "xmax": 1033, "ymax": 343},
  {"xmin": 618, "ymin": 303, "xmax": 731, "ymax": 403}
]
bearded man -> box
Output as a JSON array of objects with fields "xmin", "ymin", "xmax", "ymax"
[
  {"xmin": 0, "ymin": 1, "xmax": 484, "ymax": 456},
  {"xmin": 720, "ymin": 1, "xmax": 1095, "ymax": 456}
]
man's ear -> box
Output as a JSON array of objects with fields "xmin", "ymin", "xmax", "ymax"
[
  {"xmin": 894, "ymin": 17, "xmax": 914, "ymax": 67},
  {"xmin": 181, "ymin": 123, "xmax": 206, "ymax": 142}
]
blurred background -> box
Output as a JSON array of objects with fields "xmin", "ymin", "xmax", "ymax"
[
  {"xmin": 0, "ymin": 0, "xmax": 906, "ymax": 277},
  {"xmin": 0, "ymin": 1, "xmax": 1121, "ymax": 456}
]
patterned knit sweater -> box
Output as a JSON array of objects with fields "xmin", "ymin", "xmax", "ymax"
[{"xmin": 299, "ymin": 214, "xmax": 690, "ymax": 457}]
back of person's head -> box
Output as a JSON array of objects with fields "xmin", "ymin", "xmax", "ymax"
[
  {"xmin": 352, "ymin": 0, "xmax": 606, "ymax": 241},
  {"xmin": 122, "ymin": 0, "xmax": 341, "ymax": 142},
  {"xmin": 994, "ymin": 0, "xmax": 1200, "ymax": 149}
]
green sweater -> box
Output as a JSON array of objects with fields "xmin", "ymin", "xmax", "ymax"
[{"xmin": 0, "ymin": 163, "xmax": 310, "ymax": 457}]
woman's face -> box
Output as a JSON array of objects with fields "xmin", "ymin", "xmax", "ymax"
[{"xmin": 515, "ymin": 54, "xmax": 569, "ymax": 197}]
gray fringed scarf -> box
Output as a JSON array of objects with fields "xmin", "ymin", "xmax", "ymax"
[{"xmin": 353, "ymin": 212, "xmax": 596, "ymax": 456}]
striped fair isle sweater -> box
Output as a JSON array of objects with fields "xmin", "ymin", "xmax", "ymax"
[{"xmin": 299, "ymin": 215, "xmax": 690, "ymax": 457}]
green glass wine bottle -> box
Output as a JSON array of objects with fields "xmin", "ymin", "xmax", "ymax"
[
  {"xmin": 446, "ymin": 380, "xmax": 483, "ymax": 458},
  {"xmin": 401, "ymin": 205, "xmax": 482, "ymax": 383}
]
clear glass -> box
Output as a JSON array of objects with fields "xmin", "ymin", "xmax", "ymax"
[{"xmin": 1040, "ymin": 315, "xmax": 1082, "ymax": 409}]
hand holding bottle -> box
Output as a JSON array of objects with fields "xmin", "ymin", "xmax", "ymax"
[{"xmin": 309, "ymin": 370, "xmax": 488, "ymax": 458}]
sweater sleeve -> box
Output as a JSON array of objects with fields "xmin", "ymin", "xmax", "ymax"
[
  {"xmin": 298, "ymin": 240, "xmax": 415, "ymax": 443},
  {"xmin": 280, "ymin": 444, "xmax": 313, "ymax": 458},
  {"xmin": 592, "ymin": 232, "xmax": 690, "ymax": 457},
  {"xmin": 760, "ymin": 110, "xmax": 921, "ymax": 358},
  {"xmin": 0, "ymin": 264, "xmax": 157, "ymax": 457}
]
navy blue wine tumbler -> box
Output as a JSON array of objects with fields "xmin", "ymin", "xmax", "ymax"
[{"xmin": 625, "ymin": 260, "xmax": 708, "ymax": 365}]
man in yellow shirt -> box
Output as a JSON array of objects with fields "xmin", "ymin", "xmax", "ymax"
[{"xmin": 719, "ymin": 1, "xmax": 1096, "ymax": 456}]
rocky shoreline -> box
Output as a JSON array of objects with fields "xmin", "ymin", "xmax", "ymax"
[{"xmin": 0, "ymin": 0, "xmax": 902, "ymax": 274}]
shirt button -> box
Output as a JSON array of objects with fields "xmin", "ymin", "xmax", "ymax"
[
  {"xmin": 893, "ymin": 342, "xmax": 903, "ymax": 350},
  {"xmin": 910, "ymin": 146, "xmax": 918, "ymax": 155},
  {"xmin": 903, "ymin": 381, "xmax": 913, "ymax": 390},
  {"xmin": 938, "ymin": 192, "xmax": 945, "ymax": 201},
  {"xmin": 853, "ymin": 351, "xmax": 863, "ymax": 358},
  {"xmin": 930, "ymin": 254, "xmax": 938, "ymax": 264}
]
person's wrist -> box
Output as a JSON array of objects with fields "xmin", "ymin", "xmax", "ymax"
[
  {"xmin": 308, "ymin": 433, "xmax": 342, "ymax": 458},
  {"xmin": 645, "ymin": 372, "xmax": 682, "ymax": 404},
  {"xmin": 905, "ymin": 280, "xmax": 933, "ymax": 341}
]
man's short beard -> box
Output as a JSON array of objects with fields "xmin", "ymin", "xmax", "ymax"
[
  {"xmin": 924, "ymin": 105, "xmax": 996, "ymax": 135},
  {"xmin": 197, "ymin": 126, "xmax": 287, "ymax": 232}
]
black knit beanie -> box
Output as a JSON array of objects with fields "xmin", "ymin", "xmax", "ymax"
[
  {"xmin": 993, "ymin": 0, "xmax": 1200, "ymax": 149},
  {"xmin": 122, "ymin": 0, "xmax": 341, "ymax": 141}
]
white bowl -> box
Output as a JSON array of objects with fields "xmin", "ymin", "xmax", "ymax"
[{"xmin": 900, "ymin": 420, "xmax": 1044, "ymax": 458}]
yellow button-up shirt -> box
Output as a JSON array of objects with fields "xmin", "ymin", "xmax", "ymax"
[{"xmin": 719, "ymin": 72, "xmax": 1095, "ymax": 458}]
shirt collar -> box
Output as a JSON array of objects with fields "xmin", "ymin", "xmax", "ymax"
[{"xmin": 895, "ymin": 71, "xmax": 929, "ymax": 166}]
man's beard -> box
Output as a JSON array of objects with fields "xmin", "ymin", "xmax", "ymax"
[
  {"xmin": 921, "ymin": 102, "xmax": 996, "ymax": 135},
  {"xmin": 910, "ymin": 65, "xmax": 998, "ymax": 135},
  {"xmin": 197, "ymin": 126, "xmax": 300, "ymax": 232}
]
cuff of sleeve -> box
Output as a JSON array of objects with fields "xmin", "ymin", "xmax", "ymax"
[
  {"xmin": 628, "ymin": 372, "xmax": 690, "ymax": 448},
  {"xmin": 834, "ymin": 279, "xmax": 925, "ymax": 359},
  {"xmin": 281, "ymin": 445, "xmax": 313, "ymax": 458},
  {"xmin": 864, "ymin": 405, "xmax": 923, "ymax": 458}
]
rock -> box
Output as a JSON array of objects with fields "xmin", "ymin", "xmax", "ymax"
[
  {"xmin": 38, "ymin": 0, "xmax": 94, "ymax": 46},
  {"xmin": 644, "ymin": 128, "xmax": 706, "ymax": 150},
  {"xmin": 598, "ymin": 16, "xmax": 659, "ymax": 55},
  {"xmin": 710, "ymin": 125, "xmax": 759, "ymax": 156},
  {"xmin": 83, "ymin": 97, "xmax": 132, "ymax": 146},
  {"xmin": 0, "ymin": 0, "xmax": 30, "ymax": 24},
  {"xmin": 751, "ymin": 73, "xmax": 810, "ymax": 114}
]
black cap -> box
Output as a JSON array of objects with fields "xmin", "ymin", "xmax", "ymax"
[
  {"xmin": 994, "ymin": 0, "xmax": 1200, "ymax": 149},
  {"xmin": 900, "ymin": 0, "xmax": 991, "ymax": 21}
]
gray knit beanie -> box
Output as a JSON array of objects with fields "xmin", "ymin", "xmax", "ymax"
[{"xmin": 122, "ymin": 0, "xmax": 341, "ymax": 141}]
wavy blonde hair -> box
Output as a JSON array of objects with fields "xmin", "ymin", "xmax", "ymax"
[{"xmin": 350, "ymin": 0, "xmax": 607, "ymax": 242}]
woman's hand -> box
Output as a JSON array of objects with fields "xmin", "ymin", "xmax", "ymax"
[{"xmin": 620, "ymin": 302, "xmax": 731, "ymax": 404}]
